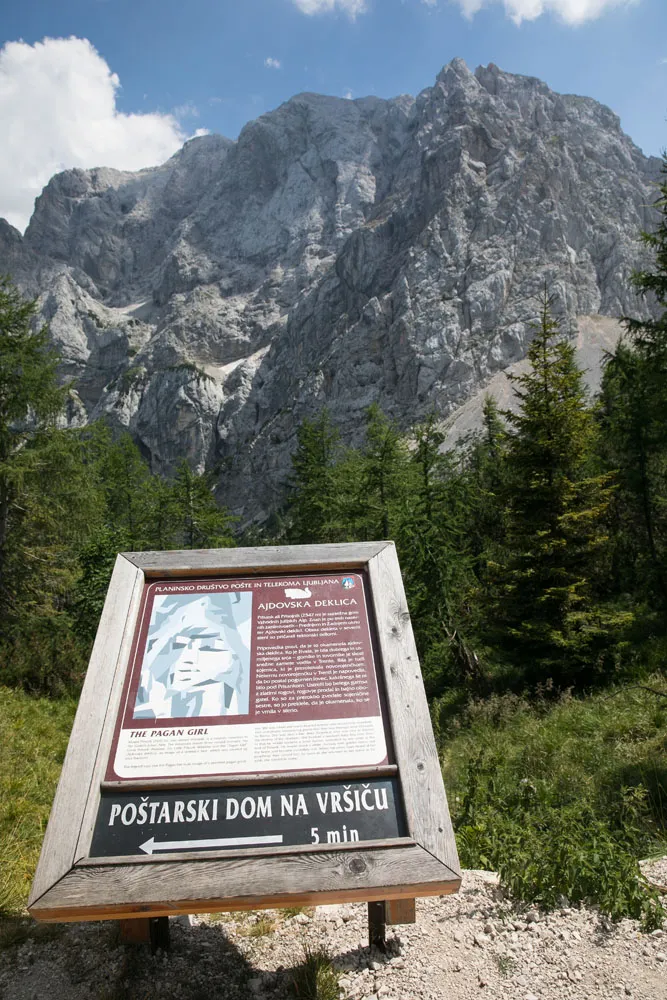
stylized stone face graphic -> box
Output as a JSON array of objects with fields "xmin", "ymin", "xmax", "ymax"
[
  {"xmin": 166, "ymin": 632, "xmax": 235, "ymax": 693},
  {"xmin": 133, "ymin": 592, "xmax": 252, "ymax": 719}
]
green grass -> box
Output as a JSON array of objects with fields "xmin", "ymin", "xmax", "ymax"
[
  {"xmin": 290, "ymin": 946, "xmax": 340, "ymax": 1000},
  {"xmin": 280, "ymin": 906, "xmax": 315, "ymax": 919},
  {"xmin": 207, "ymin": 911, "xmax": 237, "ymax": 924},
  {"xmin": 0, "ymin": 686, "xmax": 76, "ymax": 914},
  {"xmin": 247, "ymin": 915, "xmax": 276, "ymax": 937},
  {"xmin": 436, "ymin": 675, "xmax": 667, "ymax": 927},
  {"xmin": 493, "ymin": 953, "xmax": 518, "ymax": 977},
  {"xmin": 233, "ymin": 913, "xmax": 277, "ymax": 937},
  {"xmin": 1, "ymin": 672, "xmax": 666, "ymax": 931}
]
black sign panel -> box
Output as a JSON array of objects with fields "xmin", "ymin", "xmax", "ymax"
[{"xmin": 90, "ymin": 778, "xmax": 405, "ymax": 858}]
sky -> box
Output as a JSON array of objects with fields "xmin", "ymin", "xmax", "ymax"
[{"xmin": 0, "ymin": 0, "xmax": 665, "ymax": 232}]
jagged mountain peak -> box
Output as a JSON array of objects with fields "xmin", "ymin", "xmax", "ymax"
[{"xmin": 0, "ymin": 61, "xmax": 661, "ymax": 519}]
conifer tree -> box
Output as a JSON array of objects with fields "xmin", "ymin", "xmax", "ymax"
[
  {"xmin": 71, "ymin": 427, "xmax": 155, "ymax": 644},
  {"xmin": 399, "ymin": 413, "xmax": 478, "ymax": 690},
  {"xmin": 286, "ymin": 410, "xmax": 345, "ymax": 543},
  {"xmin": 356, "ymin": 403, "xmax": 414, "ymax": 540},
  {"xmin": 600, "ymin": 155, "xmax": 667, "ymax": 612},
  {"xmin": 0, "ymin": 277, "xmax": 68, "ymax": 612},
  {"xmin": 73, "ymin": 446, "xmax": 236, "ymax": 640},
  {"xmin": 465, "ymin": 396, "xmax": 509, "ymax": 574},
  {"xmin": 488, "ymin": 292, "xmax": 626, "ymax": 686},
  {"xmin": 142, "ymin": 475, "xmax": 181, "ymax": 551},
  {"xmin": 624, "ymin": 154, "xmax": 667, "ymax": 355},
  {"xmin": 0, "ymin": 281, "xmax": 108, "ymax": 688},
  {"xmin": 172, "ymin": 461, "xmax": 236, "ymax": 549},
  {"xmin": 598, "ymin": 344, "xmax": 667, "ymax": 607}
]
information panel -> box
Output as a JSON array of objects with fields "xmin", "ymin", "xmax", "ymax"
[
  {"xmin": 90, "ymin": 778, "xmax": 405, "ymax": 858},
  {"xmin": 106, "ymin": 571, "xmax": 388, "ymax": 781}
]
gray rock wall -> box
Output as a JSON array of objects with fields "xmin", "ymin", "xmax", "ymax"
[{"xmin": 1, "ymin": 60, "xmax": 661, "ymax": 519}]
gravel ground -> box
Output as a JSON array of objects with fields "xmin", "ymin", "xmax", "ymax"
[
  {"xmin": 641, "ymin": 857, "xmax": 667, "ymax": 893},
  {"xmin": 1, "ymin": 871, "xmax": 665, "ymax": 1000}
]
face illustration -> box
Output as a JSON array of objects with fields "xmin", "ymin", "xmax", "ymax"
[
  {"xmin": 166, "ymin": 631, "xmax": 235, "ymax": 694},
  {"xmin": 133, "ymin": 592, "xmax": 252, "ymax": 719}
]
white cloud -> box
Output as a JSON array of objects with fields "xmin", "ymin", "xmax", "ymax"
[
  {"xmin": 344, "ymin": 89, "xmax": 353, "ymax": 99},
  {"xmin": 172, "ymin": 101, "xmax": 200, "ymax": 119},
  {"xmin": 291, "ymin": 0, "xmax": 368, "ymax": 18},
  {"xmin": 292, "ymin": 0, "xmax": 631, "ymax": 21},
  {"xmin": 0, "ymin": 36, "xmax": 189, "ymax": 233},
  {"xmin": 454, "ymin": 0, "xmax": 637, "ymax": 25},
  {"xmin": 264, "ymin": 57, "xmax": 282, "ymax": 69}
]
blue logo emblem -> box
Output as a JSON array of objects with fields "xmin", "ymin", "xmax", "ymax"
[{"xmin": 341, "ymin": 577, "xmax": 355, "ymax": 589}]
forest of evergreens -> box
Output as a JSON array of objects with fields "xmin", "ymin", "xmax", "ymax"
[{"xmin": 1, "ymin": 163, "xmax": 667, "ymax": 926}]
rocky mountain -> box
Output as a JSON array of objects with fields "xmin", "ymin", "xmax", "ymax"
[{"xmin": 0, "ymin": 59, "xmax": 662, "ymax": 520}]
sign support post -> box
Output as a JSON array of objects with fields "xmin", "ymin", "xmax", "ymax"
[
  {"xmin": 368, "ymin": 901, "xmax": 387, "ymax": 952},
  {"xmin": 118, "ymin": 916, "xmax": 170, "ymax": 952}
]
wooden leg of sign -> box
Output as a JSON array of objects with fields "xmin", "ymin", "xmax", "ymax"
[
  {"xmin": 368, "ymin": 901, "xmax": 387, "ymax": 953},
  {"xmin": 149, "ymin": 916, "xmax": 170, "ymax": 953},
  {"xmin": 119, "ymin": 918, "xmax": 151, "ymax": 945},
  {"xmin": 385, "ymin": 898, "xmax": 416, "ymax": 925},
  {"xmin": 118, "ymin": 917, "xmax": 170, "ymax": 953}
]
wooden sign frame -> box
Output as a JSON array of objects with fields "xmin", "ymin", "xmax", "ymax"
[{"xmin": 28, "ymin": 542, "xmax": 460, "ymax": 923}]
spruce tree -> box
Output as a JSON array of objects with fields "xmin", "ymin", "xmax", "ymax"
[
  {"xmin": 356, "ymin": 403, "xmax": 414, "ymax": 540},
  {"xmin": 598, "ymin": 344, "xmax": 667, "ymax": 607},
  {"xmin": 286, "ymin": 410, "xmax": 345, "ymax": 543},
  {"xmin": 172, "ymin": 461, "xmax": 236, "ymax": 549},
  {"xmin": 624, "ymin": 154, "xmax": 667, "ymax": 355},
  {"xmin": 0, "ymin": 277, "xmax": 67, "ymax": 611},
  {"xmin": 0, "ymin": 281, "xmax": 108, "ymax": 689},
  {"xmin": 142, "ymin": 475, "xmax": 181, "ymax": 551},
  {"xmin": 488, "ymin": 292, "xmax": 626, "ymax": 686},
  {"xmin": 600, "ymin": 155, "xmax": 667, "ymax": 612},
  {"xmin": 465, "ymin": 396, "xmax": 509, "ymax": 575},
  {"xmin": 94, "ymin": 430, "xmax": 151, "ymax": 548},
  {"xmin": 399, "ymin": 413, "xmax": 478, "ymax": 690}
]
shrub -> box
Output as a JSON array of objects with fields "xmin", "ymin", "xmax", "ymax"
[{"xmin": 442, "ymin": 681, "xmax": 667, "ymax": 927}]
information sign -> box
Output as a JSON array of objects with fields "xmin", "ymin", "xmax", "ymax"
[
  {"xmin": 28, "ymin": 543, "xmax": 460, "ymax": 926},
  {"xmin": 107, "ymin": 572, "xmax": 386, "ymax": 781},
  {"xmin": 91, "ymin": 778, "xmax": 405, "ymax": 858}
]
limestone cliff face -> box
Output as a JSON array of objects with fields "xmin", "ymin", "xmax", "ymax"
[{"xmin": 1, "ymin": 60, "xmax": 661, "ymax": 518}]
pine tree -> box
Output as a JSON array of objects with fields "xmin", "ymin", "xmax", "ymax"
[
  {"xmin": 465, "ymin": 396, "xmax": 509, "ymax": 574},
  {"xmin": 0, "ymin": 277, "xmax": 68, "ymax": 612},
  {"xmin": 598, "ymin": 344, "xmax": 667, "ymax": 607},
  {"xmin": 286, "ymin": 410, "xmax": 345, "ymax": 543},
  {"xmin": 488, "ymin": 292, "xmax": 627, "ymax": 686},
  {"xmin": 624, "ymin": 154, "xmax": 667, "ymax": 355},
  {"xmin": 171, "ymin": 461, "xmax": 236, "ymax": 550},
  {"xmin": 398, "ymin": 413, "xmax": 479, "ymax": 691},
  {"xmin": 356, "ymin": 403, "xmax": 414, "ymax": 540},
  {"xmin": 93, "ymin": 430, "xmax": 151, "ymax": 548},
  {"xmin": 599, "ymin": 155, "xmax": 667, "ymax": 612}
]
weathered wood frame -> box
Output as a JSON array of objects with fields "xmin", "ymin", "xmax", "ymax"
[{"xmin": 28, "ymin": 542, "xmax": 460, "ymax": 922}]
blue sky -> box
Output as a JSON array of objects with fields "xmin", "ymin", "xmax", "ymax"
[{"xmin": 1, "ymin": 0, "xmax": 665, "ymax": 230}]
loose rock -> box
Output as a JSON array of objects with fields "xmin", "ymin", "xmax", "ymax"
[{"xmin": 0, "ymin": 871, "xmax": 665, "ymax": 1000}]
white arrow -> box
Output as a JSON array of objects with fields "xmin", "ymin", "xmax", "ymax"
[{"xmin": 139, "ymin": 834, "xmax": 284, "ymax": 855}]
